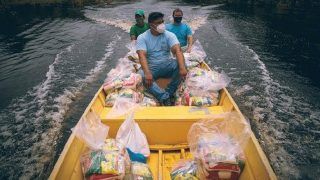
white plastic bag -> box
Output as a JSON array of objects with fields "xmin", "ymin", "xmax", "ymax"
[
  {"xmin": 126, "ymin": 42, "xmax": 139, "ymax": 63},
  {"xmin": 186, "ymin": 67, "xmax": 230, "ymax": 96},
  {"xmin": 106, "ymin": 92, "xmax": 142, "ymax": 119},
  {"xmin": 72, "ymin": 112, "xmax": 109, "ymax": 150},
  {"xmin": 183, "ymin": 40, "xmax": 207, "ymax": 62},
  {"xmin": 116, "ymin": 113, "xmax": 150, "ymax": 157}
]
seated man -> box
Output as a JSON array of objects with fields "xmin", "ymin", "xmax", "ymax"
[
  {"xmin": 136, "ymin": 12, "xmax": 187, "ymax": 106},
  {"xmin": 130, "ymin": 9, "xmax": 149, "ymax": 41},
  {"xmin": 166, "ymin": 8, "xmax": 193, "ymax": 53}
]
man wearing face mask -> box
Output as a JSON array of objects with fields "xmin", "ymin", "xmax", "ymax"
[
  {"xmin": 166, "ymin": 8, "xmax": 193, "ymax": 53},
  {"xmin": 130, "ymin": 9, "xmax": 149, "ymax": 41},
  {"xmin": 136, "ymin": 12, "xmax": 187, "ymax": 106}
]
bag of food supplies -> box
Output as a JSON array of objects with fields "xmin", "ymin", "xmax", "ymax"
[
  {"xmin": 170, "ymin": 160, "xmax": 199, "ymax": 180},
  {"xmin": 187, "ymin": 113, "xmax": 250, "ymax": 180}
]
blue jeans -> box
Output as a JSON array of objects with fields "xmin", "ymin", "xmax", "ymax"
[{"xmin": 138, "ymin": 59, "xmax": 181, "ymax": 102}]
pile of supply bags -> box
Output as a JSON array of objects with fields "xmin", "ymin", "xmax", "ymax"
[
  {"xmin": 73, "ymin": 111, "xmax": 153, "ymax": 180},
  {"xmin": 103, "ymin": 53, "xmax": 159, "ymax": 108},
  {"xmin": 175, "ymin": 67, "xmax": 230, "ymax": 107},
  {"xmin": 170, "ymin": 112, "xmax": 250, "ymax": 180},
  {"xmin": 103, "ymin": 40, "xmax": 230, "ymax": 108}
]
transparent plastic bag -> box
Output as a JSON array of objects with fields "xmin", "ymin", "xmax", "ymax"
[
  {"xmin": 72, "ymin": 112, "xmax": 109, "ymax": 150},
  {"xmin": 188, "ymin": 113, "xmax": 249, "ymax": 179},
  {"xmin": 80, "ymin": 150, "xmax": 128, "ymax": 179},
  {"xmin": 130, "ymin": 162, "xmax": 153, "ymax": 180},
  {"xmin": 122, "ymin": 73, "xmax": 142, "ymax": 90},
  {"xmin": 126, "ymin": 41, "xmax": 139, "ymax": 63},
  {"xmin": 116, "ymin": 113, "xmax": 150, "ymax": 157},
  {"xmin": 106, "ymin": 89, "xmax": 143, "ymax": 118},
  {"xmin": 140, "ymin": 96, "xmax": 159, "ymax": 107},
  {"xmin": 184, "ymin": 40, "xmax": 207, "ymax": 62},
  {"xmin": 181, "ymin": 86, "xmax": 219, "ymax": 107},
  {"xmin": 103, "ymin": 59, "xmax": 134, "ymax": 93},
  {"xmin": 102, "ymin": 139, "xmax": 126, "ymax": 154},
  {"xmin": 186, "ymin": 68, "xmax": 230, "ymax": 96},
  {"xmin": 186, "ymin": 96, "xmax": 219, "ymax": 107},
  {"xmin": 105, "ymin": 91, "xmax": 119, "ymax": 107},
  {"xmin": 106, "ymin": 97, "xmax": 141, "ymax": 119},
  {"xmin": 170, "ymin": 160, "xmax": 199, "ymax": 180},
  {"xmin": 187, "ymin": 112, "xmax": 250, "ymax": 161}
]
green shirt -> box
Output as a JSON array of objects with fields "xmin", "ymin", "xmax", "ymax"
[{"xmin": 130, "ymin": 22, "xmax": 149, "ymax": 38}]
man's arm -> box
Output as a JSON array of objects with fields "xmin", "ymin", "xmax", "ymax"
[
  {"xmin": 186, "ymin": 35, "xmax": 193, "ymax": 53},
  {"xmin": 130, "ymin": 26, "xmax": 137, "ymax": 41},
  {"xmin": 171, "ymin": 44, "xmax": 188, "ymax": 78},
  {"xmin": 137, "ymin": 50, "xmax": 153, "ymax": 87},
  {"xmin": 131, "ymin": 35, "xmax": 137, "ymax": 41},
  {"xmin": 186, "ymin": 24, "xmax": 193, "ymax": 53}
]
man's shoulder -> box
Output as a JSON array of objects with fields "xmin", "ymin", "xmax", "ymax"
[
  {"xmin": 165, "ymin": 23, "xmax": 173, "ymax": 29},
  {"xmin": 137, "ymin": 30, "xmax": 150, "ymax": 40},
  {"xmin": 164, "ymin": 30, "xmax": 176, "ymax": 37}
]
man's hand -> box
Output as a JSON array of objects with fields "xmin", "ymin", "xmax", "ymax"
[
  {"xmin": 179, "ymin": 67, "xmax": 188, "ymax": 79},
  {"xmin": 145, "ymin": 72, "xmax": 153, "ymax": 88}
]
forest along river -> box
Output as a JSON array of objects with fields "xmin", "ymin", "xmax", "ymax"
[{"xmin": 0, "ymin": 1, "xmax": 319, "ymax": 179}]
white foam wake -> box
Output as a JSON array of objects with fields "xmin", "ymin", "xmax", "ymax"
[
  {"xmin": 92, "ymin": 17, "xmax": 132, "ymax": 33},
  {"xmin": 89, "ymin": 16, "xmax": 207, "ymax": 34},
  {"xmin": 0, "ymin": 36, "xmax": 119, "ymax": 179}
]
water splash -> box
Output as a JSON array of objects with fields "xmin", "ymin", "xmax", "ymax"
[{"xmin": 0, "ymin": 35, "xmax": 119, "ymax": 178}]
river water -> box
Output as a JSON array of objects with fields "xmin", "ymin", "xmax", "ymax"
[{"xmin": 0, "ymin": 1, "xmax": 319, "ymax": 179}]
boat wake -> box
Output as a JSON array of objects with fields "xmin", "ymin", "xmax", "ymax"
[
  {"xmin": 207, "ymin": 16, "xmax": 320, "ymax": 178},
  {"xmin": 0, "ymin": 35, "xmax": 120, "ymax": 179}
]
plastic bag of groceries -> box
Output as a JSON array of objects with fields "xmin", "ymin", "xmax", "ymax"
[
  {"xmin": 72, "ymin": 112, "xmax": 109, "ymax": 150},
  {"xmin": 186, "ymin": 67, "xmax": 230, "ymax": 97},
  {"xmin": 103, "ymin": 58, "xmax": 137, "ymax": 93},
  {"xmin": 184, "ymin": 40, "xmax": 207, "ymax": 62},
  {"xmin": 126, "ymin": 41, "xmax": 139, "ymax": 63},
  {"xmin": 187, "ymin": 112, "xmax": 250, "ymax": 179},
  {"xmin": 116, "ymin": 113, "xmax": 150, "ymax": 157},
  {"xmin": 122, "ymin": 73, "xmax": 143, "ymax": 90},
  {"xmin": 127, "ymin": 162, "xmax": 153, "ymax": 180},
  {"xmin": 106, "ymin": 89, "xmax": 143, "ymax": 118},
  {"xmin": 80, "ymin": 142, "xmax": 130, "ymax": 180},
  {"xmin": 105, "ymin": 91, "xmax": 119, "ymax": 107},
  {"xmin": 170, "ymin": 160, "xmax": 199, "ymax": 180},
  {"xmin": 140, "ymin": 96, "xmax": 159, "ymax": 107}
]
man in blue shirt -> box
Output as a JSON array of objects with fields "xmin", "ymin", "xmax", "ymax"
[
  {"xmin": 166, "ymin": 8, "xmax": 193, "ymax": 53},
  {"xmin": 136, "ymin": 12, "xmax": 187, "ymax": 106}
]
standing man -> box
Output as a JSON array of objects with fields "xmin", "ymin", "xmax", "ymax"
[
  {"xmin": 166, "ymin": 8, "xmax": 193, "ymax": 53},
  {"xmin": 136, "ymin": 12, "xmax": 187, "ymax": 106},
  {"xmin": 130, "ymin": 9, "xmax": 149, "ymax": 41}
]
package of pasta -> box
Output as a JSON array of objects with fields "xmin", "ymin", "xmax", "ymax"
[
  {"xmin": 122, "ymin": 73, "xmax": 142, "ymax": 90},
  {"xmin": 170, "ymin": 160, "xmax": 199, "ymax": 180},
  {"xmin": 118, "ymin": 89, "xmax": 143, "ymax": 103},
  {"xmin": 105, "ymin": 92, "xmax": 119, "ymax": 107},
  {"xmin": 102, "ymin": 139, "xmax": 126, "ymax": 154},
  {"xmin": 189, "ymin": 96, "xmax": 218, "ymax": 107},
  {"xmin": 130, "ymin": 162, "xmax": 153, "ymax": 180},
  {"xmin": 103, "ymin": 78, "xmax": 123, "ymax": 93},
  {"xmin": 140, "ymin": 96, "xmax": 159, "ymax": 107}
]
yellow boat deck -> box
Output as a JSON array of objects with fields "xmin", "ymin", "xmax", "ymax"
[{"xmin": 49, "ymin": 62, "xmax": 277, "ymax": 180}]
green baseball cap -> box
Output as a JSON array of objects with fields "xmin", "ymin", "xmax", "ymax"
[{"xmin": 135, "ymin": 9, "xmax": 145, "ymax": 16}]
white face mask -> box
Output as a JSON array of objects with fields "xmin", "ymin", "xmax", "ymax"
[{"xmin": 156, "ymin": 23, "xmax": 165, "ymax": 33}]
